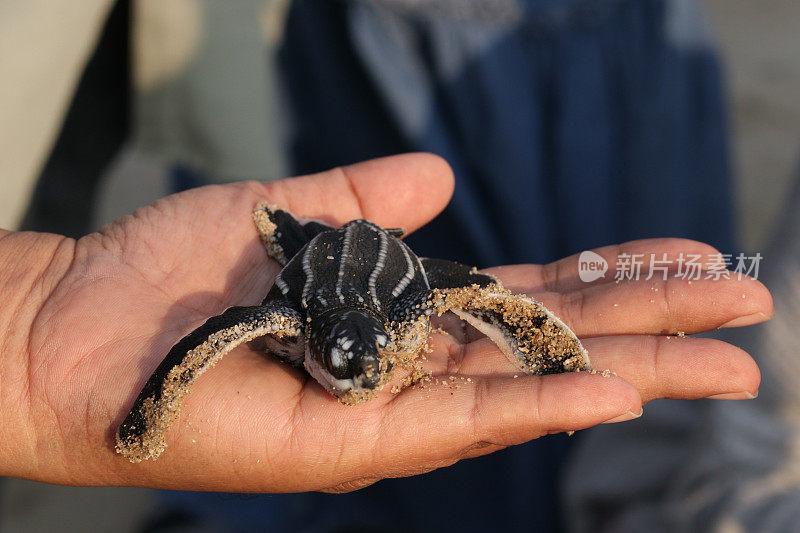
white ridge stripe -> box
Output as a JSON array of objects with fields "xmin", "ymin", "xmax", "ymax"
[
  {"xmin": 392, "ymin": 241, "xmax": 416, "ymax": 297},
  {"xmin": 301, "ymin": 241, "xmax": 315, "ymax": 304},
  {"xmin": 336, "ymin": 225, "xmax": 355, "ymax": 303},
  {"xmin": 368, "ymin": 228, "xmax": 388, "ymax": 309},
  {"xmin": 413, "ymin": 250, "xmax": 427, "ymax": 289},
  {"xmin": 275, "ymin": 272, "xmax": 291, "ymax": 295}
]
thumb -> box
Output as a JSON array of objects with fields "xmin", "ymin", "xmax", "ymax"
[{"xmin": 255, "ymin": 153, "xmax": 454, "ymax": 232}]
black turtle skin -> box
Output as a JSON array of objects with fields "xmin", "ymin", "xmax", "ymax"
[
  {"xmin": 248, "ymin": 206, "xmax": 585, "ymax": 386},
  {"xmin": 265, "ymin": 216, "xmax": 496, "ymax": 390}
]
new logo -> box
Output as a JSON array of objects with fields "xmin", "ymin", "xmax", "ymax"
[{"xmin": 578, "ymin": 250, "xmax": 607, "ymax": 283}]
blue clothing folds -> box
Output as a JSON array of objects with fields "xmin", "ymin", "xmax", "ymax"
[
  {"xmin": 282, "ymin": 0, "xmax": 735, "ymax": 264},
  {"xmin": 156, "ymin": 0, "xmax": 736, "ymax": 531}
]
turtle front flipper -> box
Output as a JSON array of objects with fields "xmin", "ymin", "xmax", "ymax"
[
  {"xmin": 253, "ymin": 202, "xmax": 335, "ymax": 265},
  {"xmin": 426, "ymin": 286, "xmax": 590, "ymax": 375},
  {"xmin": 420, "ymin": 258, "xmax": 498, "ymax": 289},
  {"xmin": 116, "ymin": 302, "xmax": 302, "ymax": 462}
]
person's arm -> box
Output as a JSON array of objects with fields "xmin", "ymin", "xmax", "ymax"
[
  {"xmin": 0, "ymin": 229, "xmax": 77, "ymax": 475},
  {"xmin": 0, "ymin": 154, "xmax": 768, "ymax": 493}
]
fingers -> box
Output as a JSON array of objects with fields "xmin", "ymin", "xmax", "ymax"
[
  {"xmin": 281, "ymin": 368, "xmax": 641, "ymax": 490},
  {"xmin": 581, "ymin": 335, "xmax": 761, "ymax": 403},
  {"xmin": 522, "ymin": 275, "xmax": 773, "ymax": 337},
  {"xmin": 437, "ymin": 331, "xmax": 760, "ymax": 405},
  {"xmin": 485, "ymin": 238, "xmax": 772, "ymax": 336},
  {"xmin": 378, "ymin": 372, "xmax": 641, "ymax": 470},
  {"xmin": 486, "ymin": 238, "xmax": 720, "ymax": 293},
  {"xmin": 482, "ymin": 238, "xmax": 773, "ymax": 344},
  {"xmin": 256, "ymin": 153, "xmax": 455, "ymax": 232}
]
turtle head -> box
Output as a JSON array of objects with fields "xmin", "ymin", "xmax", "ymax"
[{"xmin": 304, "ymin": 308, "xmax": 391, "ymax": 396}]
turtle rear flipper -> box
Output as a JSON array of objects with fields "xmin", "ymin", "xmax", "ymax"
[
  {"xmin": 253, "ymin": 203, "xmax": 336, "ymax": 265},
  {"xmin": 420, "ymin": 257, "xmax": 497, "ymax": 289},
  {"xmin": 428, "ymin": 287, "xmax": 589, "ymax": 375},
  {"xmin": 116, "ymin": 302, "xmax": 302, "ymax": 462}
]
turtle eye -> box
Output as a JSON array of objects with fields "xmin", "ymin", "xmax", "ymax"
[
  {"xmin": 327, "ymin": 346, "xmax": 349, "ymax": 372},
  {"xmin": 317, "ymin": 336, "xmax": 358, "ymax": 380},
  {"xmin": 375, "ymin": 332, "xmax": 388, "ymax": 349}
]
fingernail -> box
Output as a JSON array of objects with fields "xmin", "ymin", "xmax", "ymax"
[
  {"xmin": 719, "ymin": 312, "xmax": 770, "ymax": 329},
  {"xmin": 602, "ymin": 409, "xmax": 643, "ymax": 424},
  {"xmin": 708, "ymin": 390, "xmax": 758, "ymax": 400}
]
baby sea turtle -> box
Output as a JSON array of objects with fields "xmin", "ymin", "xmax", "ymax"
[{"xmin": 116, "ymin": 203, "xmax": 590, "ymax": 461}]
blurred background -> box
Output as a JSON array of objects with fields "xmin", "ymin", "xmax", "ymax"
[{"xmin": 1, "ymin": 0, "xmax": 799, "ymax": 531}]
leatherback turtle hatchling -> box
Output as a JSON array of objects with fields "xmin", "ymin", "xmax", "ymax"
[{"xmin": 116, "ymin": 203, "xmax": 590, "ymax": 461}]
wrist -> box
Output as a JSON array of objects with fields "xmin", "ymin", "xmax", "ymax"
[{"xmin": 0, "ymin": 230, "xmax": 76, "ymax": 477}]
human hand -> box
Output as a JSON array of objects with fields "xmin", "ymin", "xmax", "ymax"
[{"xmin": 0, "ymin": 154, "xmax": 768, "ymax": 493}]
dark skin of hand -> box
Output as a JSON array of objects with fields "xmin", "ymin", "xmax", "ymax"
[{"xmin": 0, "ymin": 154, "xmax": 768, "ymax": 493}]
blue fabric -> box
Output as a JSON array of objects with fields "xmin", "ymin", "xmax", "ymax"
[{"xmin": 156, "ymin": 0, "xmax": 736, "ymax": 531}]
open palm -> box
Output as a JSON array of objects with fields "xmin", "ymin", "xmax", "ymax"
[{"xmin": 9, "ymin": 154, "xmax": 768, "ymax": 493}]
